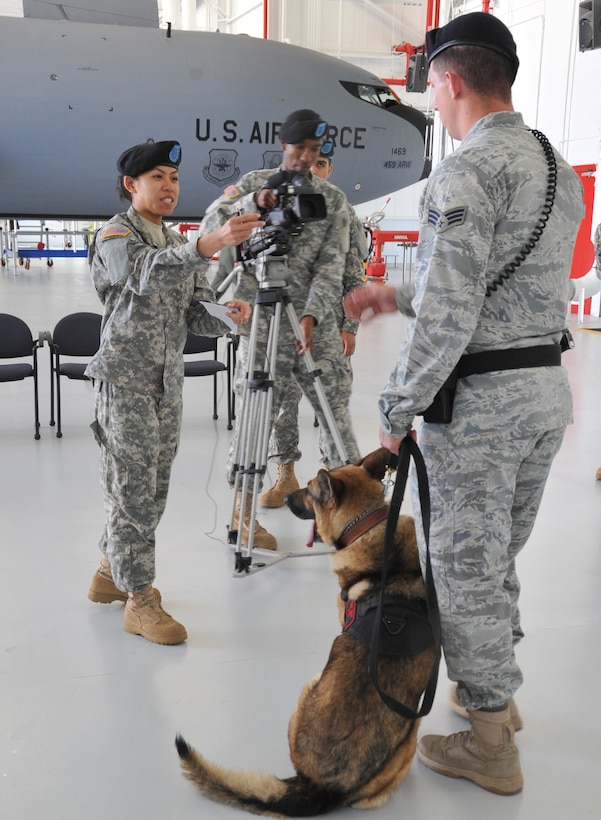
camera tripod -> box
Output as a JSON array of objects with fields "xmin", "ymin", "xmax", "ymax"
[{"xmin": 227, "ymin": 251, "xmax": 349, "ymax": 577}]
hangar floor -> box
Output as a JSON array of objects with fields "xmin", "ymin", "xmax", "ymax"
[{"xmin": 1, "ymin": 256, "xmax": 600, "ymax": 820}]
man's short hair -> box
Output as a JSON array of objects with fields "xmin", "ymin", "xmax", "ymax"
[{"xmin": 431, "ymin": 45, "xmax": 514, "ymax": 100}]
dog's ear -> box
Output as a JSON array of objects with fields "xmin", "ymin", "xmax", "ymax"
[
  {"xmin": 316, "ymin": 469, "xmax": 346, "ymax": 506},
  {"xmin": 354, "ymin": 447, "xmax": 393, "ymax": 481}
]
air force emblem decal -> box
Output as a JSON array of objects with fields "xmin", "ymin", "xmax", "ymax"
[
  {"xmin": 427, "ymin": 205, "xmax": 467, "ymax": 233},
  {"xmin": 203, "ymin": 149, "xmax": 240, "ymax": 186},
  {"xmin": 262, "ymin": 150, "xmax": 283, "ymax": 170}
]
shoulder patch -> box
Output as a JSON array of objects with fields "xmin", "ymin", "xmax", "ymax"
[
  {"xmin": 101, "ymin": 226, "xmax": 132, "ymax": 240},
  {"xmin": 427, "ymin": 206, "xmax": 467, "ymax": 234},
  {"xmin": 224, "ymin": 184, "xmax": 241, "ymax": 199}
]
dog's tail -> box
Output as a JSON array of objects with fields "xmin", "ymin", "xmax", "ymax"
[{"xmin": 175, "ymin": 734, "xmax": 343, "ymax": 817}]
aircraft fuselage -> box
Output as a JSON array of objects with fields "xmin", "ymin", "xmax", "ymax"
[{"xmin": 0, "ymin": 17, "xmax": 430, "ymax": 219}]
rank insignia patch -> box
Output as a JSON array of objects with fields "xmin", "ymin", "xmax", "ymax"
[{"xmin": 427, "ymin": 206, "xmax": 467, "ymax": 233}]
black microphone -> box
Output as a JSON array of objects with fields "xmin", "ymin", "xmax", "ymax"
[{"xmin": 262, "ymin": 170, "xmax": 293, "ymax": 190}]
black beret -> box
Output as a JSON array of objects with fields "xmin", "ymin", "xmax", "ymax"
[
  {"xmin": 117, "ymin": 140, "xmax": 182, "ymax": 177},
  {"xmin": 279, "ymin": 109, "xmax": 328, "ymax": 144},
  {"xmin": 426, "ymin": 12, "xmax": 519, "ymax": 81}
]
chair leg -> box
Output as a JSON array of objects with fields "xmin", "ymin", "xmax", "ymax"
[
  {"xmin": 212, "ymin": 373, "xmax": 219, "ymax": 420},
  {"xmin": 49, "ymin": 345, "xmax": 56, "ymax": 428},
  {"xmin": 33, "ymin": 348, "xmax": 40, "ymax": 440},
  {"xmin": 227, "ymin": 336, "xmax": 235, "ymax": 430},
  {"xmin": 226, "ymin": 357, "xmax": 233, "ymax": 430},
  {"xmin": 226, "ymin": 370, "xmax": 232, "ymax": 430},
  {"xmin": 55, "ymin": 354, "xmax": 63, "ymax": 438}
]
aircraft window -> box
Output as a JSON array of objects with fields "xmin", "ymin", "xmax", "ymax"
[{"xmin": 340, "ymin": 81, "xmax": 400, "ymax": 109}]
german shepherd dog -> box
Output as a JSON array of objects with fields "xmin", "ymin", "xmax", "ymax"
[{"xmin": 176, "ymin": 448, "xmax": 435, "ymax": 817}]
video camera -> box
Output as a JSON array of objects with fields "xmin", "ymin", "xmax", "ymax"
[{"xmin": 242, "ymin": 170, "xmax": 327, "ymax": 259}]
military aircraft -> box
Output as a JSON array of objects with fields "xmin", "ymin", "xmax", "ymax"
[{"xmin": 0, "ymin": 13, "xmax": 431, "ymax": 220}]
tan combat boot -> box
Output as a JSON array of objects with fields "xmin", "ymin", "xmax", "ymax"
[
  {"xmin": 260, "ymin": 462, "xmax": 300, "ymax": 508},
  {"xmin": 417, "ymin": 705, "xmax": 523, "ymax": 795},
  {"xmin": 88, "ymin": 556, "xmax": 161, "ymax": 604},
  {"xmin": 233, "ymin": 493, "xmax": 278, "ymax": 550},
  {"xmin": 450, "ymin": 685, "xmax": 523, "ymax": 732},
  {"xmin": 124, "ymin": 585, "xmax": 187, "ymax": 645}
]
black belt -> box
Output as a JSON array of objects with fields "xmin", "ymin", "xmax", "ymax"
[
  {"xmin": 456, "ymin": 343, "xmax": 561, "ymax": 379},
  {"xmin": 420, "ymin": 343, "xmax": 563, "ymax": 424}
]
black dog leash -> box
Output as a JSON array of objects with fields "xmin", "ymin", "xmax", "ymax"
[{"xmin": 368, "ymin": 435, "xmax": 442, "ymax": 719}]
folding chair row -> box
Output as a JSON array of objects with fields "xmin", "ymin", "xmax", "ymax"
[{"xmin": 0, "ymin": 312, "xmax": 236, "ymax": 439}]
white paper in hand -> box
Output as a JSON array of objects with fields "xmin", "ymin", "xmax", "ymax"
[{"xmin": 200, "ymin": 301, "xmax": 238, "ymax": 332}]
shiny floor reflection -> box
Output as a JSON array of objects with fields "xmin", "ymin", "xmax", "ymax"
[{"xmin": 1, "ymin": 259, "xmax": 600, "ymax": 820}]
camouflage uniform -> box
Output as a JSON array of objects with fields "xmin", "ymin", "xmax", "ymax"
[
  {"xmin": 86, "ymin": 207, "xmax": 230, "ymax": 592},
  {"xmin": 200, "ymin": 168, "xmax": 361, "ymax": 484},
  {"xmin": 379, "ymin": 112, "xmax": 584, "ymax": 711},
  {"xmin": 269, "ymin": 203, "xmax": 367, "ymax": 468},
  {"xmin": 210, "ymin": 244, "xmax": 236, "ymax": 294}
]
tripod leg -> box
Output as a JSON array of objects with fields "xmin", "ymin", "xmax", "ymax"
[
  {"xmin": 283, "ymin": 300, "xmax": 350, "ymax": 465},
  {"xmin": 229, "ymin": 297, "xmax": 282, "ymax": 569},
  {"xmin": 226, "ymin": 277, "xmax": 352, "ymax": 573}
]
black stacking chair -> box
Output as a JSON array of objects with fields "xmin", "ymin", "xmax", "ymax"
[
  {"xmin": 0, "ymin": 313, "xmax": 43, "ymax": 439},
  {"xmin": 183, "ymin": 331, "xmax": 235, "ymax": 429},
  {"xmin": 49, "ymin": 311, "xmax": 102, "ymax": 437}
]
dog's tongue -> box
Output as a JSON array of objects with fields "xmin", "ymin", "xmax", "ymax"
[{"xmin": 306, "ymin": 521, "xmax": 323, "ymax": 548}]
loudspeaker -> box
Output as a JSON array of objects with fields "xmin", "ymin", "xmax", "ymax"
[
  {"xmin": 406, "ymin": 53, "xmax": 428, "ymax": 93},
  {"xmin": 579, "ymin": 0, "xmax": 601, "ymax": 51}
]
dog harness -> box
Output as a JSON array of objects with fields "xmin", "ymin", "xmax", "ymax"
[
  {"xmin": 341, "ymin": 591, "xmax": 434, "ymax": 658},
  {"xmin": 335, "ymin": 501, "xmax": 434, "ymax": 657}
]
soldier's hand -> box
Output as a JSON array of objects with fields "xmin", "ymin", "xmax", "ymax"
[
  {"xmin": 225, "ymin": 300, "xmax": 251, "ymax": 325},
  {"xmin": 197, "ymin": 213, "xmax": 264, "ymax": 258},
  {"xmin": 255, "ymin": 188, "xmax": 278, "ymax": 210},
  {"xmin": 341, "ymin": 331, "xmax": 356, "ymax": 357},
  {"xmin": 379, "ymin": 430, "xmax": 403, "ymax": 454},
  {"xmin": 343, "ymin": 282, "xmax": 399, "ymax": 322},
  {"xmin": 221, "ymin": 213, "xmax": 265, "ymax": 247},
  {"xmin": 296, "ymin": 315, "xmax": 315, "ymax": 355}
]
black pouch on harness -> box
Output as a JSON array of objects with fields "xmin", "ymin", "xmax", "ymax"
[{"xmin": 419, "ymin": 366, "xmax": 459, "ymax": 424}]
